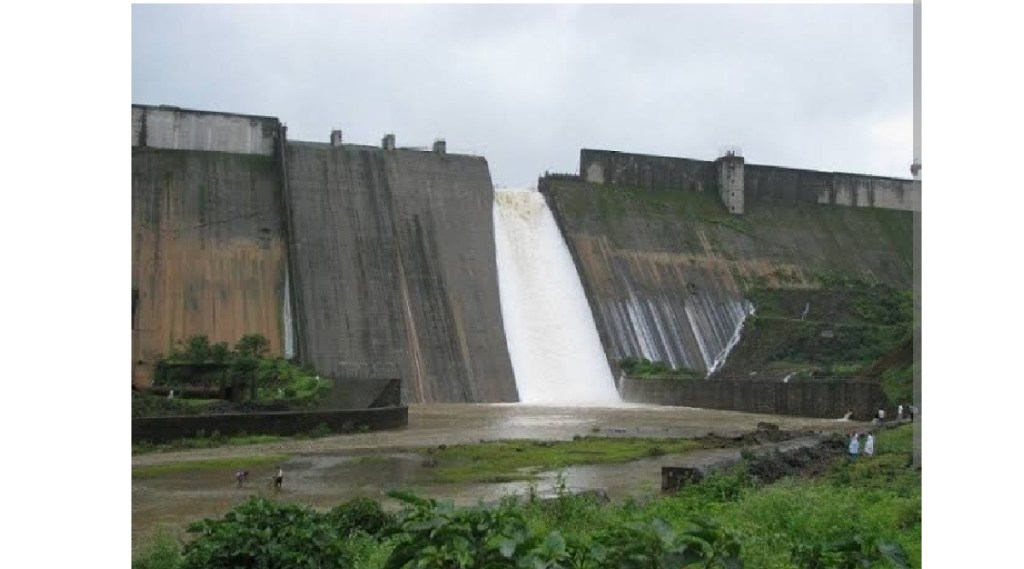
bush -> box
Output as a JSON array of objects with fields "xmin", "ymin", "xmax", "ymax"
[
  {"xmin": 327, "ymin": 497, "xmax": 396, "ymax": 537},
  {"xmin": 383, "ymin": 491, "xmax": 744, "ymax": 569},
  {"xmin": 182, "ymin": 497, "xmax": 353, "ymax": 569}
]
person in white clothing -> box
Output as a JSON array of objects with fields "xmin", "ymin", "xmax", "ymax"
[
  {"xmin": 897, "ymin": 404, "xmax": 904, "ymax": 421},
  {"xmin": 848, "ymin": 432, "xmax": 860, "ymax": 458},
  {"xmin": 864, "ymin": 434, "xmax": 875, "ymax": 457}
]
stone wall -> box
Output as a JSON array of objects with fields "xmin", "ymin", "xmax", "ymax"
[
  {"xmin": 619, "ymin": 377, "xmax": 890, "ymax": 419},
  {"xmin": 132, "ymin": 406, "xmax": 408, "ymax": 444},
  {"xmin": 132, "ymin": 104, "xmax": 279, "ymax": 155}
]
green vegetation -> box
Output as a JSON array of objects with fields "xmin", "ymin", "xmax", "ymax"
[
  {"xmin": 720, "ymin": 282, "xmax": 914, "ymax": 383},
  {"xmin": 132, "ymin": 455, "xmax": 290, "ymax": 479},
  {"xmin": 131, "ymin": 420, "xmax": 357, "ymax": 455},
  {"xmin": 146, "ymin": 333, "xmax": 331, "ymax": 412},
  {"xmin": 427, "ymin": 437, "xmax": 704, "ymax": 484},
  {"xmin": 131, "ymin": 432, "xmax": 288, "ymax": 455},
  {"xmin": 881, "ymin": 363, "xmax": 916, "ymax": 408},
  {"xmin": 134, "ymin": 425, "xmax": 918, "ymax": 568},
  {"xmin": 621, "ymin": 357, "xmax": 704, "ymax": 380}
]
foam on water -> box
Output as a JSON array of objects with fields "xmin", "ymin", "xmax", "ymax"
[{"xmin": 494, "ymin": 187, "xmax": 621, "ymax": 405}]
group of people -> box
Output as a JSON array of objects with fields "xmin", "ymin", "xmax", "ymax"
[
  {"xmin": 848, "ymin": 431, "xmax": 875, "ymax": 458},
  {"xmin": 235, "ymin": 466, "xmax": 285, "ymax": 490}
]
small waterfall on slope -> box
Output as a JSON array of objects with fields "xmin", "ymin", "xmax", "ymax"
[
  {"xmin": 706, "ymin": 302, "xmax": 754, "ymax": 377},
  {"xmin": 494, "ymin": 188, "xmax": 621, "ymax": 405},
  {"xmin": 283, "ymin": 269, "xmax": 295, "ymax": 359}
]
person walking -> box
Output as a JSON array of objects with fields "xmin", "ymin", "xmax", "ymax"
[
  {"xmin": 897, "ymin": 404, "xmax": 904, "ymax": 421},
  {"xmin": 848, "ymin": 432, "xmax": 860, "ymax": 458},
  {"xmin": 273, "ymin": 466, "xmax": 284, "ymax": 491},
  {"xmin": 864, "ymin": 433, "xmax": 875, "ymax": 457},
  {"xmin": 235, "ymin": 469, "xmax": 249, "ymax": 488}
]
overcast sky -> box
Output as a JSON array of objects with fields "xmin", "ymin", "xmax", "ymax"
[{"xmin": 132, "ymin": 4, "xmax": 914, "ymax": 186}]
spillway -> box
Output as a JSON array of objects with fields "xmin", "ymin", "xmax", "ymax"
[{"xmin": 494, "ymin": 188, "xmax": 621, "ymax": 405}]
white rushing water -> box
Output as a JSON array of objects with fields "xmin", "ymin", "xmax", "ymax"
[
  {"xmin": 706, "ymin": 301, "xmax": 754, "ymax": 377},
  {"xmin": 494, "ymin": 188, "xmax": 621, "ymax": 405},
  {"xmin": 282, "ymin": 268, "xmax": 295, "ymax": 359}
]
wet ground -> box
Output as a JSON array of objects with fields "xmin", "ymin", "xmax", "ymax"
[{"xmin": 132, "ymin": 403, "xmax": 864, "ymax": 554}]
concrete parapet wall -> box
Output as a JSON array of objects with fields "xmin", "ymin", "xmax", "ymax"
[
  {"xmin": 578, "ymin": 148, "xmax": 919, "ymax": 212},
  {"xmin": 745, "ymin": 164, "xmax": 919, "ymax": 211},
  {"xmin": 619, "ymin": 377, "xmax": 889, "ymax": 419},
  {"xmin": 132, "ymin": 406, "xmax": 408, "ymax": 444},
  {"xmin": 581, "ymin": 149, "xmax": 717, "ymax": 193},
  {"xmin": 132, "ymin": 104, "xmax": 279, "ymax": 155}
]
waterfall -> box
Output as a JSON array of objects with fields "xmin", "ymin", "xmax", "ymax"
[
  {"xmin": 493, "ymin": 187, "xmax": 621, "ymax": 405},
  {"xmin": 706, "ymin": 301, "xmax": 754, "ymax": 377},
  {"xmin": 283, "ymin": 269, "xmax": 295, "ymax": 359}
]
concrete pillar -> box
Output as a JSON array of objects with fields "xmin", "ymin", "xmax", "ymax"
[
  {"xmin": 433, "ymin": 139, "xmax": 447, "ymax": 154},
  {"xmin": 330, "ymin": 129, "xmax": 343, "ymax": 147},
  {"xmin": 382, "ymin": 133, "xmax": 396, "ymax": 151},
  {"xmin": 716, "ymin": 152, "xmax": 745, "ymax": 215}
]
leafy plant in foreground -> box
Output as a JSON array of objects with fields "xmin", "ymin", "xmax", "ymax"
[
  {"xmin": 791, "ymin": 534, "xmax": 910, "ymax": 569},
  {"xmin": 181, "ymin": 497, "xmax": 351, "ymax": 569}
]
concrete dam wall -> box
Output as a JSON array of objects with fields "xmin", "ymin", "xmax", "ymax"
[
  {"xmin": 132, "ymin": 105, "xmax": 516, "ymax": 403},
  {"xmin": 283, "ymin": 142, "xmax": 517, "ymax": 403},
  {"xmin": 541, "ymin": 171, "xmax": 914, "ymax": 378},
  {"xmin": 131, "ymin": 148, "xmax": 288, "ymax": 385}
]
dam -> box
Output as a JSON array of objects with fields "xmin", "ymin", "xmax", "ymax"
[{"xmin": 132, "ymin": 104, "xmax": 917, "ymax": 416}]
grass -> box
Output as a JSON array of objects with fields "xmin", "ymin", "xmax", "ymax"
[
  {"xmin": 132, "ymin": 454, "xmax": 290, "ymax": 479},
  {"xmin": 132, "ymin": 433, "xmax": 289, "ymax": 455},
  {"xmin": 429, "ymin": 437, "xmax": 705, "ymax": 483}
]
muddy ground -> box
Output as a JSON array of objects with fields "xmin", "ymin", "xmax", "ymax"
[{"xmin": 132, "ymin": 403, "xmax": 866, "ymax": 554}]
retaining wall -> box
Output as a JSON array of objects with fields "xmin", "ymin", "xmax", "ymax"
[
  {"xmin": 132, "ymin": 406, "xmax": 408, "ymax": 444},
  {"xmin": 619, "ymin": 377, "xmax": 889, "ymax": 419}
]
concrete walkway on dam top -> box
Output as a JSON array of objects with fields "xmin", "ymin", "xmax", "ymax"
[{"xmin": 132, "ymin": 403, "xmax": 867, "ymax": 553}]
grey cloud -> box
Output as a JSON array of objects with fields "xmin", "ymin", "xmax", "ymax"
[{"xmin": 133, "ymin": 4, "xmax": 913, "ymax": 185}]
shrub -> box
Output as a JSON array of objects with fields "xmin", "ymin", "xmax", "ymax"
[
  {"xmin": 327, "ymin": 497, "xmax": 397, "ymax": 537},
  {"xmin": 182, "ymin": 497, "xmax": 353, "ymax": 569}
]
